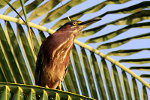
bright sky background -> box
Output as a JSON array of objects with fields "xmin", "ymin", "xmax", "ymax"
[{"xmin": 0, "ymin": 0, "xmax": 150, "ymax": 99}]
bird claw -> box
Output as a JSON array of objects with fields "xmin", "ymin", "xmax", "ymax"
[
  {"xmin": 45, "ymin": 85, "xmax": 49, "ymax": 88},
  {"xmin": 58, "ymin": 81, "xmax": 62, "ymax": 90}
]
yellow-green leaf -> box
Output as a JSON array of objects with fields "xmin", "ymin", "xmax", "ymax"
[
  {"xmin": 119, "ymin": 58, "xmax": 150, "ymax": 64},
  {"xmin": 90, "ymin": 52, "xmax": 107, "ymax": 100},
  {"xmin": 80, "ymin": 48, "xmax": 98, "ymax": 99},
  {"xmin": 97, "ymin": 32, "xmax": 150, "ymax": 50},
  {"xmin": 107, "ymin": 48, "xmax": 150, "ymax": 56},
  {"xmin": 142, "ymin": 86, "xmax": 148, "ymax": 100},
  {"xmin": 111, "ymin": 65, "xmax": 124, "ymax": 100},
  {"xmin": 40, "ymin": 0, "xmax": 86, "ymax": 25},
  {"xmin": 132, "ymin": 78, "xmax": 140, "ymax": 100},
  {"xmin": 4, "ymin": 0, "xmax": 28, "ymax": 15},
  {"xmin": 16, "ymin": 0, "xmax": 44, "ymax": 18},
  {"xmin": 28, "ymin": 0, "xmax": 63, "ymax": 21},
  {"xmin": 121, "ymin": 71, "xmax": 132, "ymax": 100},
  {"xmin": 71, "ymin": 45, "xmax": 89, "ymax": 97},
  {"xmin": 101, "ymin": 58, "xmax": 116, "ymax": 100}
]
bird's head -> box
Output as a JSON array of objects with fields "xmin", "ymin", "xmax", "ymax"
[{"xmin": 56, "ymin": 19, "xmax": 100, "ymax": 35}]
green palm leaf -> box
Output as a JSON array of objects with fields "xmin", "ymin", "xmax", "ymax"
[
  {"xmin": 64, "ymin": 60, "xmax": 79, "ymax": 94},
  {"xmin": 107, "ymin": 48, "xmax": 150, "ymax": 56},
  {"xmin": 80, "ymin": 47, "xmax": 98, "ymax": 99},
  {"xmin": 0, "ymin": 0, "xmax": 150, "ymax": 100},
  {"xmin": 96, "ymin": 31, "xmax": 150, "ymax": 49},
  {"xmin": 111, "ymin": 65, "xmax": 124, "ymax": 100},
  {"xmin": 119, "ymin": 58, "xmax": 150, "ymax": 64},
  {"xmin": 130, "ymin": 66, "xmax": 150, "ymax": 71},
  {"xmin": 16, "ymin": 0, "xmax": 44, "ymax": 18},
  {"xmin": 0, "ymin": 82, "xmax": 93, "ymax": 100},
  {"xmin": 39, "ymin": 0, "xmax": 86, "ymax": 25},
  {"xmin": 71, "ymin": 45, "xmax": 89, "ymax": 97},
  {"xmin": 121, "ymin": 71, "xmax": 132, "ymax": 100}
]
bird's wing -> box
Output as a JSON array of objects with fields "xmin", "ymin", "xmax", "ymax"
[
  {"xmin": 62, "ymin": 64, "xmax": 68, "ymax": 81},
  {"xmin": 35, "ymin": 47, "xmax": 43, "ymax": 85}
]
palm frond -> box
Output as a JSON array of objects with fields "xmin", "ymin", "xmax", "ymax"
[
  {"xmin": 0, "ymin": 0, "xmax": 150, "ymax": 100},
  {"xmin": 0, "ymin": 82, "xmax": 93, "ymax": 100}
]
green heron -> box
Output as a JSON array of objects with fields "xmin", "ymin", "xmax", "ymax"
[{"xmin": 35, "ymin": 20, "xmax": 99, "ymax": 90}]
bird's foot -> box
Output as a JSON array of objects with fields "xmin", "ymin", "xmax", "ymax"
[
  {"xmin": 58, "ymin": 81, "xmax": 62, "ymax": 90},
  {"xmin": 45, "ymin": 85, "xmax": 49, "ymax": 88}
]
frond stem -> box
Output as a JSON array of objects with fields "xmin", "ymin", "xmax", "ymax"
[{"xmin": 0, "ymin": 14, "xmax": 55, "ymax": 34}]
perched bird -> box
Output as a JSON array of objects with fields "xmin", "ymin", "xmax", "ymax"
[{"xmin": 35, "ymin": 20, "xmax": 99, "ymax": 90}]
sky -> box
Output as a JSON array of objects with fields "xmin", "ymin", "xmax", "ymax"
[{"xmin": 0, "ymin": 0, "xmax": 150, "ymax": 99}]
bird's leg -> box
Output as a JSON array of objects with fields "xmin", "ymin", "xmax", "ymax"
[{"xmin": 58, "ymin": 81, "xmax": 62, "ymax": 90}]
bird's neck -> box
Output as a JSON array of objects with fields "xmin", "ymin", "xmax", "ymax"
[{"xmin": 54, "ymin": 29, "xmax": 77, "ymax": 37}]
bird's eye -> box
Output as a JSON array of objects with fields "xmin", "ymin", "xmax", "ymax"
[
  {"xmin": 73, "ymin": 22, "xmax": 78, "ymax": 26},
  {"xmin": 73, "ymin": 22, "xmax": 77, "ymax": 26},
  {"xmin": 72, "ymin": 21, "xmax": 82, "ymax": 26}
]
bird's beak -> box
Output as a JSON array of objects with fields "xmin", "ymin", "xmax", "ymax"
[
  {"xmin": 72, "ymin": 18, "xmax": 101, "ymax": 35},
  {"xmin": 78, "ymin": 18, "xmax": 101, "ymax": 27}
]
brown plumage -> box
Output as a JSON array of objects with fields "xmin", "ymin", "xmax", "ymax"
[
  {"xmin": 35, "ymin": 19, "xmax": 100, "ymax": 90},
  {"xmin": 35, "ymin": 20, "xmax": 84, "ymax": 89}
]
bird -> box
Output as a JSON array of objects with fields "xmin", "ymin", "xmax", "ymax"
[{"xmin": 35, "ymin": 19, "xmax": 100, "ymax": 90}]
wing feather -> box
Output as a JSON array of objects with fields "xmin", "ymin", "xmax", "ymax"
[{"xmin": 35, "ymin": 47, "xmax": 43, "ymax": 85}]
